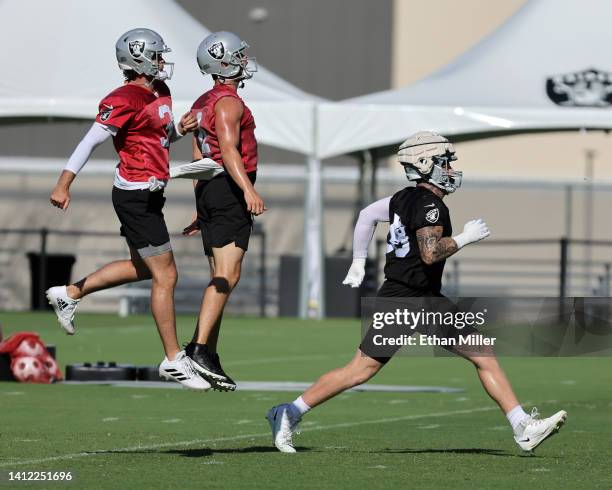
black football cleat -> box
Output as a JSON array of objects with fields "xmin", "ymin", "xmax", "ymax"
[
  {"xmin": 212, "ymin": 353, "xmax": 236, "ymax": 390},
  {"xmin": 185, "ymin": 342, "xmax": 236, "ymax": 391}
]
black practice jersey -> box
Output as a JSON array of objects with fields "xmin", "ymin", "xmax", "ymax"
[{"xmin": 383, "ymin": 186, "xmax": 452, "ymax": 293}]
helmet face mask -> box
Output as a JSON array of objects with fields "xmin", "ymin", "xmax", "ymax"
[
  {"xmin": 398, "ymin": 131, "xmax": 463, "ymax": 194},
  {"xmin": 429, "ymin": 154, "xmax": 462, "ymax": 194},
  {"xmin": 116, "ymin": 28, "xmax": 173, "ymax": 81},
  {"xmin": 197, "ymin": 31, "xmax": 258, "ymax": 82},
  {"xmin": 148, "ymin": 50, "xmax": 174, "ymax": 81}
]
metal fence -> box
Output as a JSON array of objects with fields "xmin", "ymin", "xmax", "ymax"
[
  {"xmin": 374, "ymin": 238, "xmax": 612, "ymax": 298},
  {"xmin": 2, "ymin": 229, "xmax": 612, "ymax": 316},
  {"xmin": 0, "ymin": 226, "xmax": 270, "ymax": 316}
]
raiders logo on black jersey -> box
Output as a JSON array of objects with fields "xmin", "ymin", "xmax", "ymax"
[{"xmin": 384, "ymin": 186, "xmax": 451, "ymax": 294}]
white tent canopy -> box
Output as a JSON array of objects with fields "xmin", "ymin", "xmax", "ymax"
[
  {"xmin": 317, "ymin": 0, "xmax": 612, "ymax": 159},
  {"xmin": 0, "ymin": 0, "xmax": 319, "ymax": 155},
  {"xmin": 0, "ymin": 0, "xmax": 325, "ymax": 318}
]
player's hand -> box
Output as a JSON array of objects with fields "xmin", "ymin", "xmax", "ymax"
[
  {"xmin": 245, "ymin": 189, "xmax": 266, "ymax": 216},
  {"xmin": 462, "ymin": 219, "xmax": 490, "ymax": 244},
  {"xmin": 50, "ymin": 185, "xmax": 71, "ymax": 211},
  {"xmin": 342, "ymin": 258, "xmax": 366, "ymax": 288},
  {"xmin": 182, "ymin": 212, "xmax": 200, "ymax": 236},
  {"xmin": 178, "ymin": 111, "xmax": 198, "ymax": 134}
]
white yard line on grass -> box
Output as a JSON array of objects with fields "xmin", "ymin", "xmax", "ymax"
[
  {"xmin": 223, "ymin": 355, "xmax": 331, "ymax": 367},
  {"xmin": 0, "ymin": 406, "xmax": 497, "ymax": 468}
]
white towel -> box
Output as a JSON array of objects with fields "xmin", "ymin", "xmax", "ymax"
[{"xmin": 170, "ymin": 158, "xmax": 225, "ymax": 180}]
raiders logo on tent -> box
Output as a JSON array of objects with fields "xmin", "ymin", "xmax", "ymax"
[
  {"xmin": 546, "ymin": 68, "xmax": 612, "ymax": 107},
  {"xmin": 128, "ymin": 40, "xmax": 145, "ymax": 58},
  {"xmin": 208, "ymin": 42, "xmax": 225, "ymax": 60}
]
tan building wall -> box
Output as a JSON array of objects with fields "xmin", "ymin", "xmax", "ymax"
[{"xmin": 391, "ymin": 0, "xmax": 612, "ymax": 183}]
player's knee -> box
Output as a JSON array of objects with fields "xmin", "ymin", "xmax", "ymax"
[
  {"xmin": 209, "ymin": 276, "xmax": 231, "ymax": 293},
  {"xmin": 167, "ymin": 267, "xmax": 178, "ymax": 287},
  {"xmin": 350, "ymin": 370, "xmax": 374, "ymax": 387},
  {"xmin": 211, "ymin": 268, "xmax": 241, "ymax": 291},
  {"xmin": 347, "ymin": 363, "xmax": 379, "ymax": 386},
  {"xmin": 471, "ymin": 354, "xmax": 498, "ymax": 371},
  {"xmin": 152, "ymin": 263, "xmax": 177, "ymax": 288}
]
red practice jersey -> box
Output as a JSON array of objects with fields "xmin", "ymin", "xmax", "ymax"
[
  {"xmin": 96, "ymin": 82, "xmax": 174, "ymax": 181},
  {"xmin": 191, "ymin": 84, "xmax": 258, "ymax": 173}
]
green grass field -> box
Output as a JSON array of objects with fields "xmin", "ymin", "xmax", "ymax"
[{"xmin": 1, "ymin": 312, "xmax": 611, "ymax": 489}]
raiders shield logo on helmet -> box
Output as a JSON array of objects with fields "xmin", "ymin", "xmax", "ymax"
[
  {"xmin": 208, "ymin": 42, "xmax": 225, "ymax": 60},
  {"xmin": 128, "ymin": 40, "xmax": 145, "ymax": 58},
  {"xmin": 546, "ymin": 68, "xmax": 612, "ymax": 107},
  {"xmin": 425, "ymin": 208, "xmax": 439, "ymax": 224},
  {"xmin": 99, "ymin": 104, "xmax": 113, "ymax": 122}
]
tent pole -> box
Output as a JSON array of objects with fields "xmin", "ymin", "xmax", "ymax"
[
  {"xmin": 299, "ymin": 105, "xmax": 325, "ymax": 319},
  {"xmin": 370, "ymin": 150, "xmax": 378, "ymax": 202}
]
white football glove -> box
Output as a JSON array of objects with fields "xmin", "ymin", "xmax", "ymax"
[
  {"xmin": 452, "ymin": 219, "xmax": 490, "ymax": 249},
  {"xmin": 342, "ymin": 258, "xmax": 366, "ymax": 288}
]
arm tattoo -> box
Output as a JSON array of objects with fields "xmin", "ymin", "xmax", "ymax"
[{"xmin": 416, "ymin": 226, "xmax": 459, "ymax": 265}]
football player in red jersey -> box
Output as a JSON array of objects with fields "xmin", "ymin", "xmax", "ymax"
[
  {"xmin": 46, "ymin": 28, "xmax": 209, "ymax": 390},
  {"xmin": 181, "ymin": 32, "xmax": 264, "ymax": 391}
]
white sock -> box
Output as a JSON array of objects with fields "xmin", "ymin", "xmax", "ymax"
[
  {"xmin": 289, "ymin": 396, "xmax": 311, "ymax": 419},
  {"xmin": 506, "ymin": 405, "xmax": 529, "ymax": 434}
]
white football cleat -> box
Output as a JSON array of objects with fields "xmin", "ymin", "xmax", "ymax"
[
  {"xmin": 159, "ymin": 351, "xmax": 211, "ymax": 391},
  {"xmin": 267, "ymin": 404, "xmax": 300, "ymax": 453},
  {"xmin": 514, "ymin": 408, "xmax": 567, "ymax": 452},
  {"xmin": 46, "ymin": 286, "xmax": 80, "ymax": 335}
]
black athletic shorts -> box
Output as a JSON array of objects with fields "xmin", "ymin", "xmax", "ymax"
[
  {"xmin": 195, "ymin": 171, "xmax": 256, "ymax": 256},
  {"xmin": 359, "ymin": 279, "xmax": 477, "ymax": 364},
  {"xmin": 111, "ymin": 186, "xmax": 171, "ymax": 259}
]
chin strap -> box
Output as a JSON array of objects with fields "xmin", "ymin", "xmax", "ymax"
[{"xmin": 217, "ymin": 69, "xmax": 247, "ymax": 88}]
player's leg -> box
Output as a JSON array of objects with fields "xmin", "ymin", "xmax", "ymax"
[
  {"xmin": 141, "ymin": 250, "xmax": 179, "ymax": 359},
  {"xmin": 141, "ymin": 249, "xmax": 210, "ymax": 391},
  {"xmin": 191, "ymin": 256, "xmax": 224, "ymax": 351},
  {"xmin": 48, "ymin": 187, "xmax": 161, "ymax": 333},
  {"xmin": 302, "ymin": 349, "xmax": 384, "ymax": 407},
  {"xmin": 452, "ymin": 344, "xmax": 520, "ymax": 413},
  {"xmin": 453, "ymin": 343, "xmax": 567, "ymax": 451},
  {"xmin": 70, "ymin": 247, "xmax": 151, "ymax": 298},
  {"xmin": 266, "ymin": 279, "xmax": 407, "ymax": 452},
  {"xmin": 190, "ymin": 254, "xmax": 225, "ymax": 350},
  {"xmin": 46, "ymin": 247, "xmax": 151, "ymax": 334},
  {"xmin": 185, "ymin": 175, "xmax": 251, "ymax": 390},
  {"xmin": 186, "ymin": 242, "xmax": 244, "ymax": 391},
  {"xmin": 196, "ymin": 243, "xmax": 243, "ymax": 344},
  {"xmin": 267, "ymin": 349, "xmax": 386, "ymax": 453}
]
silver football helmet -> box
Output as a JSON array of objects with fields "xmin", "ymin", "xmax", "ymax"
[
  {"xmin": 196, "ymin": 31, "xmax": 257, "ymax": 81},
  {"xmin": 116, "ymin": 28, "xmax": 173, "ymax": 80},
  {"xmin": 397, "ymin": 131, "xmax": 462, "ymax": 193}
]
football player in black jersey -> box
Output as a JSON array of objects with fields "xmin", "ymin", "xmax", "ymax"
[{"xmin": 267, "ymin": 131, "xmax": 566, "ymax": 454}]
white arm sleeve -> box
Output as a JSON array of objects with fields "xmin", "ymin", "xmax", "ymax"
[
  {"xmin": 64, "ymin": 122, "xmax": 115, "ymax": 175},
  {"xmin": 352, "ymin": 196, "xmax": 392, "ymax": 259}
]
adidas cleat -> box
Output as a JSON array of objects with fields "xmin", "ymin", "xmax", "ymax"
[
  {"xmin": 159, "ymin": 350, "xmax": 211, "ymax": 391},
  {"xmin": 514, "ymin": 408, "xmax": 567, "ymax": 452},
  {"xmin": 46, "ymin": 285, "xmax": 80, "ymax": 335}
]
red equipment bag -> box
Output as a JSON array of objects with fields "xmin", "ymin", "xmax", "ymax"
[{"xmin": 0, "ymin": 332, "xmax": 62, "ymax": 383}]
